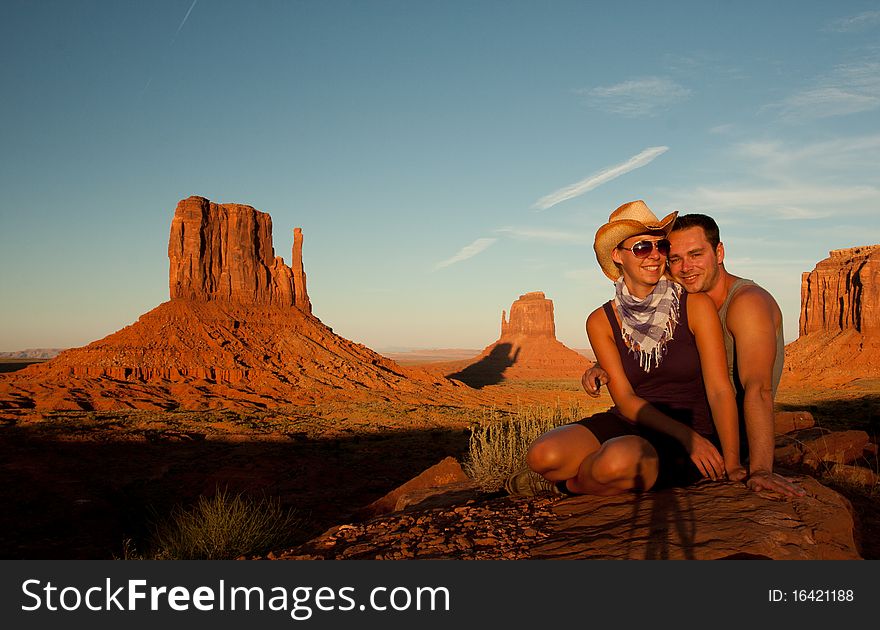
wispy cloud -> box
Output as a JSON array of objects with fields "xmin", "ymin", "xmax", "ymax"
[
  {"xmin": 496, "ymin": 226, "xmax": 591, "ymax": 244},
  {"xmin": 825, "ymin": 10, "xmax": 880, "ymax": 32},
  {"xmin": 579, "ymin": 77, "xmax": 691, "ymax": 117},
  {"xmin": 667, "ymin": 134, "xmax": 880, "ymax": 221},
  {"xmin": 434, "ymin": 238, "xmax": 497, "ymax": 270},
  {"xmin": 770, "ymin": 60, "xmax": 880, "ymax": 120},
  {"xmin": 734, "ymin": 134, "xmax": 880, "ymax": 173},
  {"xmin": 709, "ymin": 123, "xmax": 735, "ymax": 135},
  {"xmin": 688, "ymin": 184, "xmax": 879, "ymax": 217},
  {"xmin": 533, "ymin": 146, "xmax": 669, "ymax": 210}
]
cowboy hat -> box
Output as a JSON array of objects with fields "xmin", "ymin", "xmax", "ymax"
[{"xmin": 593, "ymin": 200, "xmax": 678, "ymax": 280}]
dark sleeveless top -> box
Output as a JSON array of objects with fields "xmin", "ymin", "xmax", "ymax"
[{"xmin": 603, "ymin": 291, "xmax": 715, "ymax": 437}]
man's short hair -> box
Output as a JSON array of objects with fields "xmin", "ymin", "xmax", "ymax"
[{"xmin": 672, "ymin": 214, "xmax": 720, "ymax": 249}]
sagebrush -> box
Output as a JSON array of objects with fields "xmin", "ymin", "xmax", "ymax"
[
  {"xmin": 464, "ymin": 403, "xmax": 583, "ymax": 491},
  {"xmin": 150, "ymin": 488, "xmax": 305, "ymax": 560}
]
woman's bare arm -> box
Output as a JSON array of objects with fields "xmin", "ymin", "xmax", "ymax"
[
  {"xmin": 687, "ymin": 292, "xmax": 744, "ymax": 477},
  {"xmin": 586, "ymin": 306, "xmax": 725, "ymax": 480}
]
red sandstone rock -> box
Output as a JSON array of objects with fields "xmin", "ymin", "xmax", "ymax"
[
  {"xmin": 799, "ymin": 245, "xmax": 880, "ymax": 336},
  {"xmin": 774, "ymin": 428, "xmax": 870, "ymax": 469},
  {"xmin": 801, "ymin": 430, "xmax": 870, "ymax": 468},
  {"xmin": 0, "ymin": 196, "xmax": 477, "ymax": 411},
  {"xmin": 774, "ymin": 410, "xmax": 815, "ymax": 434},
  {"xmin": 501, "ymin": 291, "xmax": 556, "ymax": 338},
  {"xmin": 449, "ymin": 292, "xmax": 591, "ymax": 384},
  {"xmin": 279, "ymin": 476, "xmax": 859, "ymax": 560},
  {"xmin": 829, "ymin": 464, "xmax": 879, "ymax": 487},
  {"xmin": 168, "ymin": 196, "xmax": 311, "ymax": 310},
  {"xmin": 785, "ymin": 244, "xmax": 880, "ymax": 385},
  {"xmin": 361, "ymin": 456, "xmax": 470, "ymax": 517}
]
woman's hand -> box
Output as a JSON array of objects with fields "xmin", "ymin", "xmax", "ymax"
[
  {"xmin": 726, "ymin": 464, "xmax": 748, "ymax": 482},
  {"xmin": 685, "ymin": 432, "xmax": 726, "ymax": 480}
]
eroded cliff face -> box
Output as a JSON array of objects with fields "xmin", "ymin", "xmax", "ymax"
[
  {"xmin": 799, "ymin": 245, "xmax": 880, "ymax": 336},
  {"xmin": 784, "ymin": 244, "xmax": 880, "ymax": 385},
  {"xmin": 168, "ymin": 196, "xmax": 311, "ymax": 312},
  {"xmin": 501, "ymin": 292, "xmax": 556, "ymax": 339}
]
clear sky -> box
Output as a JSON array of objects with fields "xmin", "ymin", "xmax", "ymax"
[{"xmin": 2, "ymin": 1, "xmax": 879, "ymax": 353}]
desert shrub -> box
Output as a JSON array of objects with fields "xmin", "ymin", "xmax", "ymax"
[
  {"xmin": 464, "ymin": 403, "xmax": 583, "ymax": 491},
  {"xmin": 150, "ymin": 488, "xmax": 304, "ymax": 560}
]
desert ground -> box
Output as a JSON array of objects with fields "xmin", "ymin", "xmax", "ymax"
[{"xmin": 1, "ymin": 356, "xmax": 876, "ymax": 560}]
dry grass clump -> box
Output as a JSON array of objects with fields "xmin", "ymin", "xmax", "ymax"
[
  {"xmin": 150, "ymin": 488, "xmax": 305, "ymax": 560},
  {"xmin": 464, "ymin": 403, "xmax": 583, "ymax": 491}
]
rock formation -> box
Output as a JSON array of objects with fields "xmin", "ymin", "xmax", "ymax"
[
  {"xmin": 500, "ymin": 291, "xmax": 556, "ymax": 338},
  {"xmin": 447, "ymin": 292, "xmax": 590, "ymax": 386},
  {"xmin": 0, "ymin": 196, "xmax": 471, "ymax": 411},
  {"xmin": 168, "ymin": 196, "xmax": 311, "ymax": 312},
  {"xmin": 799, "ymin": 245, "xmax": 880, "ymax": 335},
  {"xmin": 784, "ymin": 244, "xmax": 880, "ymax": 384},
  {"xmin": 279, "ymin": 472, "xmax": 859, "ymax": 560}
]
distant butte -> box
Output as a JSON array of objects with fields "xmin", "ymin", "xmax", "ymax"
[
  {"xmin": 448, "ymin": 292, "xmax": 591, "ymax": 387},
  {"xmin": 784, "ymin": 244, "xmax": 880, "ymax": 385},
  {"xmin": 168, "ymin": 196, "xmax": 312, "ymax": 312},
  {"xmin": 0, "ymin": 196, "xmax": 470, "ymax": 411}
]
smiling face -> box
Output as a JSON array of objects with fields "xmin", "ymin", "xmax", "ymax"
[
  {"xmin": 610, "ymin": 232, "xmax": 668, "ymax": 296},
  {"xmin": 667, "ymin": 226, "xmax": 724, "ymax": 293}
]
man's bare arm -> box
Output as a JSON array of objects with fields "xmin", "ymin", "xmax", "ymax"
[{"xmin": 727, "ymin": 287, "xmax": 805, "ymax": 497}]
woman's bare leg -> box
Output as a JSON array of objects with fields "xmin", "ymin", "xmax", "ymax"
[
  {"xmin": 528, "ymin": 427, "xmax": 659, "ymax": 495},
  {"xmin": 568, "ymin": 435, "xmax": 659, "ymax": 495}
]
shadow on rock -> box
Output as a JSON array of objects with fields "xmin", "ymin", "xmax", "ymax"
[{"xmin": 0, "ymin": 423, "xmax": 471, "ymax": 559}]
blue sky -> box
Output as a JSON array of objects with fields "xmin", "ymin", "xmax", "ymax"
[{"xmin": 2, "ymin": 1, "xmax": 879, "ymax": 352}]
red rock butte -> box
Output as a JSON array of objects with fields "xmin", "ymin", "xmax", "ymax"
[
  {"xmin": 448, "ymin": 292, "xmax": 591, "ymax": 386},
  {"xmin": 169, "ymin": 196, "xmax": 312, "ymax": 312},
  {"xmin": 784, "ymin": 244, "xmax": 880, "ymax": 383},
  {"xmin": 0, "ymin": 196, "xmax": 472, "ymax": 411}
]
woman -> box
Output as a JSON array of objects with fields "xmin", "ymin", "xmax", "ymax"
[{"xmin": 507, "ymin": 201, "xmax": 744, "ymax": 496}]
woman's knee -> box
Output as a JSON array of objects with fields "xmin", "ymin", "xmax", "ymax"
[
  {"xmin": 591, "ymin": 436, "xmax": 658, "ymax": 489},
  {"xmin": 526, "ymin": 438, "xmax": 564, "ymax": 473}
]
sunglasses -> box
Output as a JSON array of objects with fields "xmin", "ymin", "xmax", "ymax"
[{"xmin": 617, "ymin": 238, "xmax": 671, "ymax": 258}]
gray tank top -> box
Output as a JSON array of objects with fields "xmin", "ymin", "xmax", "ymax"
[{"xmin": 718, "ymin": 278, "xmax": 784, "ymax": 396}]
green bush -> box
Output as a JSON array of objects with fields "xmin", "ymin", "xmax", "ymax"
[
  {"xmin": 464, "ymin": 403, "xmax": 582, "ymax": 491},
  {"xmin": 150, "ymin": 488, "xmax": 304, "ymax": 560}
]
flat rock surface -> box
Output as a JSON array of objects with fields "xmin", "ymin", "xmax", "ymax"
[{"xmin": 278, "ymin": 476, "xmax": 860, "ymax": 560}]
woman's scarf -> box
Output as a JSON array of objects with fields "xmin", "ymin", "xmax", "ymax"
[{"xmin": 613, "ymin": 277, "xmax": 681, "ymax": 372}]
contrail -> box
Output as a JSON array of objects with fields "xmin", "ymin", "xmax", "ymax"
[
  {"xmin": 141, "ymin": 0, "xmax": 199, "ymax": 97},
  {"xmin": 533, "ymin": 146, "xmax": 669, "ymax": 210},
  {"xmin": 434, "ymin": 238, "xmax": 497, "ymax": 270},
  {"xmin": 173, "ymin": 0, "xmax": 199, "ymax": 40}
]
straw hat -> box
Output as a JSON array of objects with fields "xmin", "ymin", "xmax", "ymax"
[{"xmin": 593, "ymin": 200, "xmax": 678, "ymax": 280}]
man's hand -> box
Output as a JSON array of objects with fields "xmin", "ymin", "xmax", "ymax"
[
  {"xmin": 745, "ymin": 470, "xmax": 806, "ymax": 497},
  {"xmin": 581, "ymin": 365, "xmax": 609, "ymax": 398}
]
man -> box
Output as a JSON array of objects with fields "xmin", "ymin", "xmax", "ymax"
[{"xmin": 582, "ymin": 213, "xmax": 804, "ymax": 497}]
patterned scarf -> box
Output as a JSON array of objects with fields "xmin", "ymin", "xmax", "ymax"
[{"xmin": 614, "ymin": 277, "xmax": 681, "ymax": 372}]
